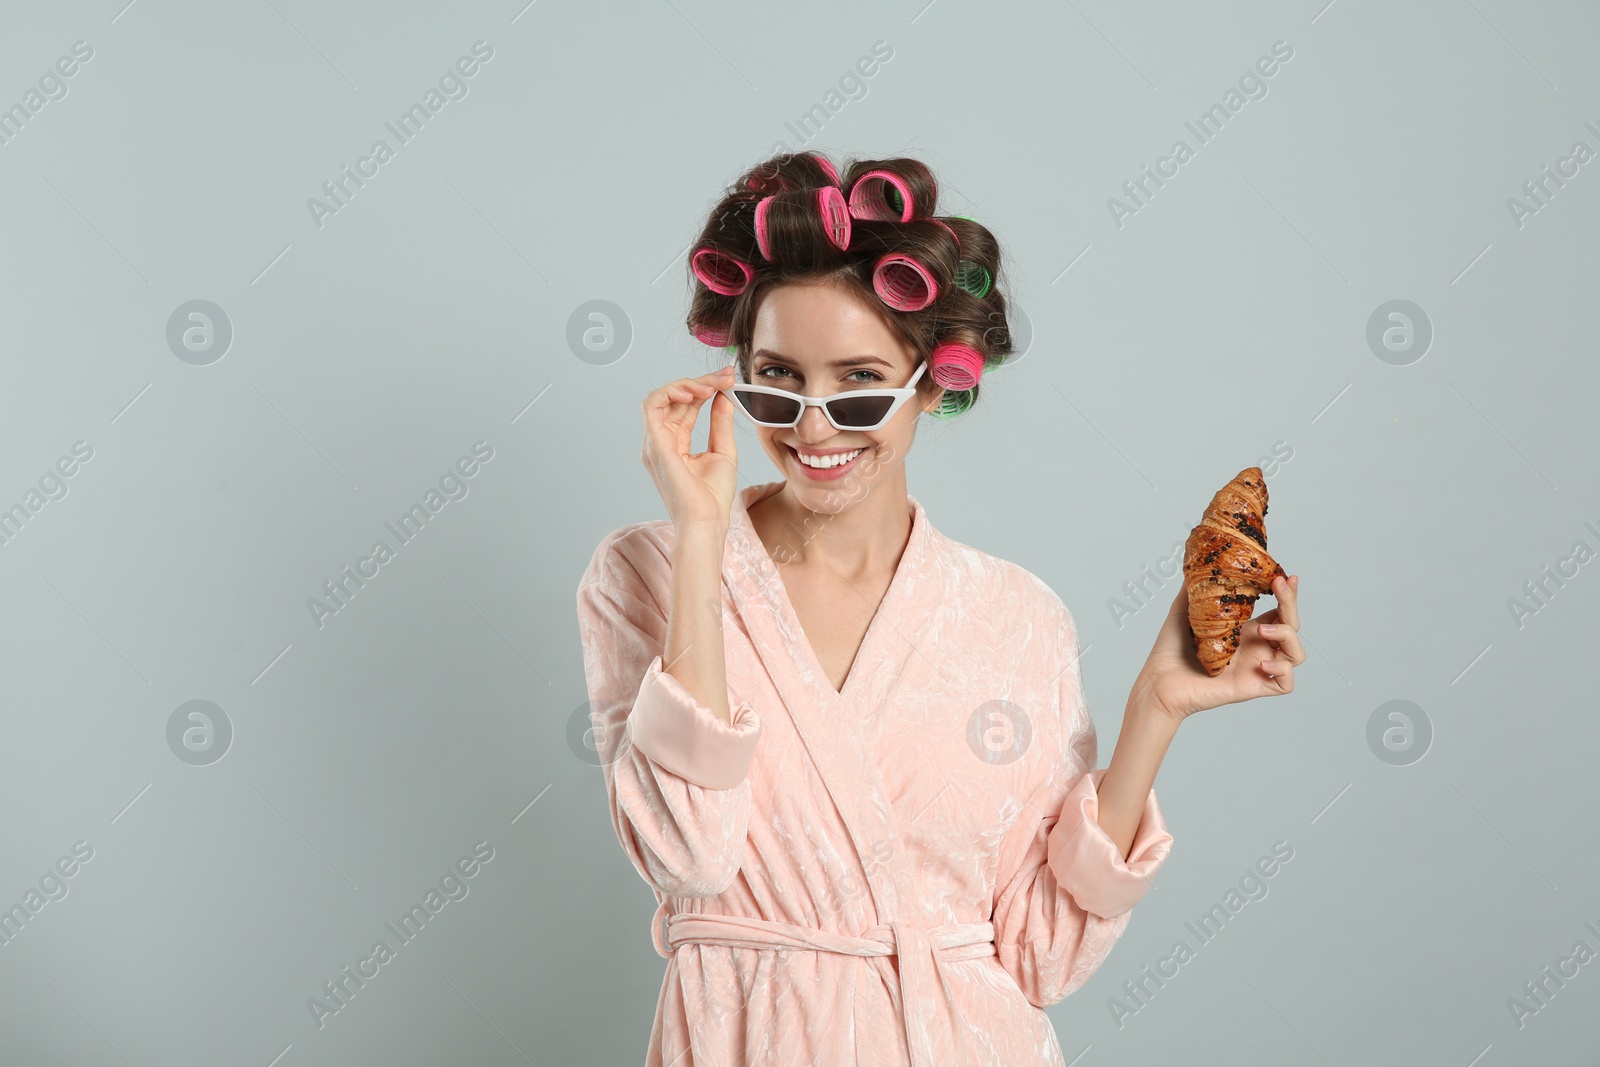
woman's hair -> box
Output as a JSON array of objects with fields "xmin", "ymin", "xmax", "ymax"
[{"xmin": 684, "ymin": 151, "xmax": 1016, "ymax": 420}]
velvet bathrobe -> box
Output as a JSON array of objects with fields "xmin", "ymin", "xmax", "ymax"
[{"xmin": 575, "ymin": 480, "xmax": 1174, "ymax": 1067}]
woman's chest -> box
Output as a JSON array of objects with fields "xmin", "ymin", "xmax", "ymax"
[
  {"xmin": 722, "ymin": 615, "xmax": 1064, "ymax": 842},
  {"xmin": 783, "ymin": 573, "xmax": 893, "ymax": 694}
]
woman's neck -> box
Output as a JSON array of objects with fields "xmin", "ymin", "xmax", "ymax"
[{"xmin": 747, "ymin": 480, "xmax": 913, "ymax": 579}]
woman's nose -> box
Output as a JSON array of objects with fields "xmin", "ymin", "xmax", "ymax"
[{"xmin": 794, "ymin": 402, "xmax": 837, "ymax": 441}]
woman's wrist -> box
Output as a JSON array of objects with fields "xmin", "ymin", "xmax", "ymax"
[
  {"xmin": 1126, "ymin": 670, "xmax": 1186, "ymax": 730},
  {"xmin": 674, "ymin": 519, "xmax": 730, "ymax": 546},
  {"xmin": 1095, "ymin": 683, "xmax": 1181, "ymax": 858}
]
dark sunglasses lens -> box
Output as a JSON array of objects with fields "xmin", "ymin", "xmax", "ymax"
[
  {"xmin": 733, "ymin": 389, "xmax": 801, "ymax": 425},
  {"xmin": 825, "ymin": 395, "xmax": 895, "ymax": 428}
]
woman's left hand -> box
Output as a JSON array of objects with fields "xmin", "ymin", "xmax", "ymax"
[{"xmin": 1134, "ymin": 573, "xmax": 1304, "ymax": 723}]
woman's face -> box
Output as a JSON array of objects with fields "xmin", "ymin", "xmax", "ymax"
[{"xmin": 744, "ymin": 280, "xmax": 943, "ymax": 513}]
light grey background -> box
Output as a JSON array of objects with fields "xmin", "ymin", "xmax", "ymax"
[{"xmin": 2, "ymin": 0, "xmax": 1596, "ymax": 1064}]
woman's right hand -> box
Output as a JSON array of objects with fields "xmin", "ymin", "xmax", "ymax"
[{"xmin": 641, "ymin": 365, "xmax": 739, "ymax": 531}]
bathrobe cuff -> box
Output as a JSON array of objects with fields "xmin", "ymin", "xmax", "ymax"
[
  {"xmin": 1046, "ymin": 767, "xmax": 1173, "ymax": 919},
  {"xmin": 625, "ymin": 655, "xmax": 762, "ymax": 790}
]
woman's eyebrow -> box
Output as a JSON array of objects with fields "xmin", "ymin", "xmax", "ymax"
[{"xmin": 752, "ymin": 349, "xmax": 892, "ymax": 369}]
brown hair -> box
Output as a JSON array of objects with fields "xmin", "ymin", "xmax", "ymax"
[{"xmin": 684, "ymin": 151, "xmax": 1016, "ymax": 419}]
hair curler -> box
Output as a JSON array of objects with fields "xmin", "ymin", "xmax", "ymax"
[
  {"xmin": 818, "ymin": 185, "xmax": 851, "ymax": 250},
  {"xmin": 930, "ymin": 386, "xmax": 977, "ymax": 420},
  {"xmin": 691, "ymin": 322, "xmax": 734, "ymax": 348},
  {"xmin": 928, "ymin": 340, "xmax": 985, "ymax": 391},
  {"xmin": 848, "ymin": 169, "xmax": 916, "ymax": 222},
  {"xmin": 691, "ymin": 247, "xmax": 754, "ymax": 296},
  {"xmin": 872, "ymin": 252, "xmax": 937, "ymax": 311},
  {"xmin": 809, "ymin": 152, "xmax": 841, "ymax": 186},
  {"xmin": 755, "ymin": 187, "xmax": 854, "ymax": 261},
  {"xmin": 744, "ymin": 161, "xmax": 786, "ymax": 195},
  {"xmin": 754, "ymin": 197, "xmax": 777, "ymax": 261},
  {"xmin": 955, "ymin": 260, "xmax": 992, "ymax": 299}
]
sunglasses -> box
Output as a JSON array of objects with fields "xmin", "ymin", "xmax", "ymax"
[{"xmin": 730, "ymin": 360, "xmax": 928, "ymax": 432}]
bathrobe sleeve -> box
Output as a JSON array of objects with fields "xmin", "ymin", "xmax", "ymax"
[
  {"xmin": 990, "ymin": 605, "xmax": 1174, "ymax": 1008},
  {"xmin": 575, "ymin": 527, "xmax": 763, "ymax": 899}
]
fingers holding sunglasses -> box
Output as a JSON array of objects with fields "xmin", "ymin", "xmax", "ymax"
[
  {"xmin": 647, "ymin": 370, "xmax": 736, "ymax": 431},
  {"xmin": 647, "ymin": 370, "xmax": 738, "ymax": 439},
  {"xmin": 706, "ymin": 380, "xmax": 739, "ymax": 465},
  {"xmin": 658, "ymin": 370, "xmax": 728, "ymax": 402},
  {"xmin": 673, "ymin": 366, "xmax": 734, "ymax": 393},
  {"xmin": 642, "ymin": 368, "xmax": 741, "ymax": 529}
]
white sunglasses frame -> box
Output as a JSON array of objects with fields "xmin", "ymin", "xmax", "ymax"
[{"xmin": 729, "ymin": 360, "xmax": 929, "ymax": 432}]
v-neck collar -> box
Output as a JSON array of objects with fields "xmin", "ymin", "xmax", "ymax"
[
  {"xmin": 727, "ymin": 480, "xmax": 931, "ymax": 706},
  {"xmin": 722, "ymin": 478, "xmax": 938, "ymax": 924}
]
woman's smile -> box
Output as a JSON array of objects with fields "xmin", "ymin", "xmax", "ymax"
[{"xmin": 786, "ymin": 443, "xmax": 868, "ymax": 479}]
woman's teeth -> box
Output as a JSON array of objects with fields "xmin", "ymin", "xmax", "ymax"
[{"xmin": 794, "ymin": 447, "xmax": 864, "ymax": 469}]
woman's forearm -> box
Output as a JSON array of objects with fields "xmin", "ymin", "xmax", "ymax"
[
  {"xmin": 1094, "ymin": 672, "xmax": 1181, "ymax": 859},
  {"xmin": 663, "ymin": 522, "xmax": 734, "ymax": 724}
]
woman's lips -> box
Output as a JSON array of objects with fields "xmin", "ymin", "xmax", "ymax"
[{"xmin": 787, "ymin": 444, "xmax": 866, "ymax": 481}]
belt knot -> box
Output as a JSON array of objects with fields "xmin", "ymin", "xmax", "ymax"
[{"xmin": 654, "ymin": 907, "xmax": 993, "ymax": 1067}]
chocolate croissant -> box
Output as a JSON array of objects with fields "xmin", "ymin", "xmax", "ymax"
[{"xmin": 1182, "ymin": 467, "xmax": 1287, "ymax": 676}]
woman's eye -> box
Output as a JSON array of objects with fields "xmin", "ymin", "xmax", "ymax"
[{"xmin": 755, "ymin": 366, "xmax": 880, "ymax": 385}]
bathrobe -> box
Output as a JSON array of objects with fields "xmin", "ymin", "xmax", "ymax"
[{"xmin": 575, "ymin": 479, "xmax": 1173, "ymax": 1067}]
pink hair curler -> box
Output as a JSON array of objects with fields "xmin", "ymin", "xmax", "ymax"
[
  {"xmin": 756, "ymin": 188, "xmax": 853, "ymax": 260},
  {"xmin": 849, "ymin": 169, "xmax": 915, "ymax": 222},
  {"xmin": 818, "ymin": 185, "xmax": 851, "ymax": 250},
  {"xmin": 754, "ymin": 196, "xmax": 777, "ymax": 260},
  {"xmin": 810, "ymin": 152, "xmax": 841, "ymax": 186},
  {"xmin": 744, "ymin": 163, "xmax": 785, "ymax": 195},
  {"xmin": 928, "ymin": 340, "xmax": 985, "ymax": 390},
  {"xmin": 930, "ymin": 218, "xmax": 960, "ymax": 251},
  {"xmin": 691, "ymin": 247, "xmax": 754, "ymax": 296},
  {"xmin": 873, "ymin": 252, "xmax": 937, "ymax": 311},
  {"xmin": 692, "ymin": 322, "xmax": 734, "ymax": 348}
]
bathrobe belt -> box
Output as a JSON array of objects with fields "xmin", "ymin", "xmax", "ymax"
[{"xmin": 655, "ymin": 904, "xmax": 995, "ymax": 1067}]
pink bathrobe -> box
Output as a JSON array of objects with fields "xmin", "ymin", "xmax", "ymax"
[{"xmin": 576, "ymin": 480, "xmax": 1173, "ymax": 1067}]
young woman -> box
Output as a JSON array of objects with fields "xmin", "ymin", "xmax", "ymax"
[{"xmin": 575, "ymin": 152, "xmax": 1304, "ymax": 1066}]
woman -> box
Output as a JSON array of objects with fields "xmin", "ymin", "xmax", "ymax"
[{"xmin": 575, "ymin": 152, "xmax": 1304, "ymax": 1066}]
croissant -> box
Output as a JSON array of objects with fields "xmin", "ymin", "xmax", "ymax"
[{"xmin": 1182, "ymin": 467, "xmax": 1287, "ymax": 676}]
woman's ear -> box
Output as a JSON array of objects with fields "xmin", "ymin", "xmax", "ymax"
[{"xmin": 920, "ymin": 386, "xmax": 945, "ymax": 414}]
